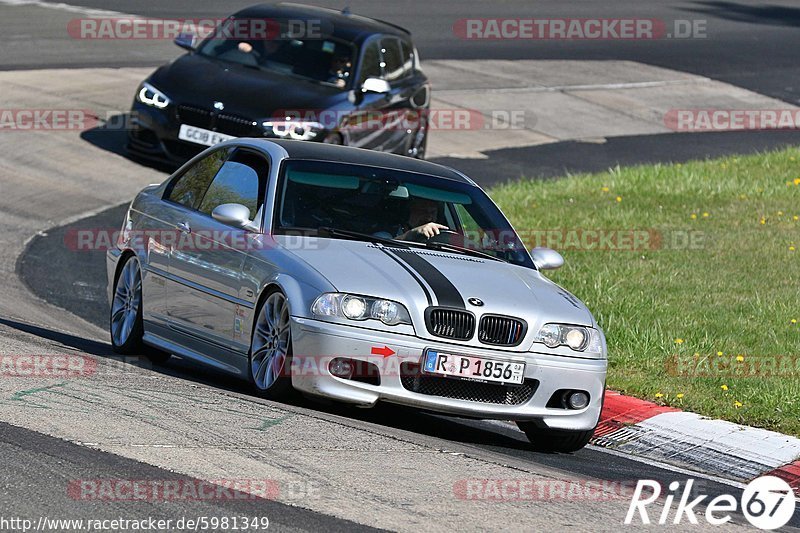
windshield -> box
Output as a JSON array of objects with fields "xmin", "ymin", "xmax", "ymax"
[
  {"xmin": 274, "ymin": 160, "xmax": 534, "ymax": 268},
  {"xmin": 197, "ymin": 19, "xmax": 355, "ymax": 88}
]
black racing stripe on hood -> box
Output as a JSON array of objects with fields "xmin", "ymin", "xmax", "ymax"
[
  {"xmin": 378, "ymin": 247, "xmax": 433, "ymax": 305},
  {"xmin": 387, "ymin": 248, "xmax": 465, "ymax": 308}
]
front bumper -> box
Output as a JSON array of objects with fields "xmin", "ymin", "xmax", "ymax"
[
  {"xmin": 291, "ymin": 317, "xmax": 606, "ymax": 431},
  {"xmin": 127, "ymin": 101, "xmax": 203, "ymax": 165}
]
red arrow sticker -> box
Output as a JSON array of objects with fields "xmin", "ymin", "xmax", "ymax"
[{"xmin": 370, "ymin": 345, "xmax": 395, "ymax": 357}]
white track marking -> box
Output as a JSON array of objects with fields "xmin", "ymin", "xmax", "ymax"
[{"xmin": 0, "ymin": 0, "xmax": 133, "ymax": 17}]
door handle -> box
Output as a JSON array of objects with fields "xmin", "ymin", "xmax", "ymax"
[{"xmin": 177, "ymin": 222, "xmax": 191, "ymax": 233}]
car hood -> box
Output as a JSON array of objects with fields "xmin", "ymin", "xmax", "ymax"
[
  {"xmin": 148, "ymin": 53, "xmax": 349, "ymax": 119},
  {"xmin": 280, "ymin": 237, "xmax": 595, "ymax": 348}
]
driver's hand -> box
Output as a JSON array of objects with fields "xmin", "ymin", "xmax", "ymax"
[{"xmin": 413, "ymin": 222, "xmax": 449, "ymax": 239}]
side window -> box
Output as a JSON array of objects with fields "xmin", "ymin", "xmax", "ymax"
[
  {"xmin": 197, "ymin": 149, "xmax": 269, "ymax": 227},
  {"xmin": 165, "ymin": 148, "xmax": 231, "ymax": 209},
  {"xmin": 381, "ymin": 37, "xmax": 407, "ymax": 82},
  {"xmin": 453, "ymin": 203, "xmax": 481, "ymax": 234},
  {"xmin": 358, "ymin": 40, "xmax": 383, "ymax": 84}
]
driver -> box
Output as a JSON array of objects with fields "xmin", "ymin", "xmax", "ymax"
[
  {"xmin": 397, "ymin": 197, "xmax": 449, "ymax": 241},
  {"xmin": 327, "ymin": 53, "xmax": 352, "ymax": 88}
]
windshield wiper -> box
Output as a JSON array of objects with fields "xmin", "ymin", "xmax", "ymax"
[
  {"xmin": 317, "ymin": 227, "xmax": 409, "ymax": 248},
  {"xmin": 422, "ymin": 241, "xmax": 507, "ymax": 263}
]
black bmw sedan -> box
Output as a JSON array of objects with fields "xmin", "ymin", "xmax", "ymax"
[{"xmin": 127, "ymin": 3, "xmax": 431, "ymax": 165}]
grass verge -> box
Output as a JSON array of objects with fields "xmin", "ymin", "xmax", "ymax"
[{"xmin": 491, "ymin": 147, "xmax": 800, "ymax": 435}]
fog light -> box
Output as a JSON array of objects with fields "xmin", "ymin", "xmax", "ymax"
[
  {"xmin": 565, "ymin": 391, "xmax": 590, "ymax": 410},
  {"xmin": 329, "ymin": 358, "xmax": 354, "ymax": 379}
]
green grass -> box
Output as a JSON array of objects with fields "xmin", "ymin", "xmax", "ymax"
[{"xmin": 490, "ymin": 148, "xmax": 800, "ymax": 435}]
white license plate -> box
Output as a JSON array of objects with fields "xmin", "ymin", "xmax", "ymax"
[
  {"xmin": 423, "ymin": 350, "xmax": 525, "ymax": 385},
  {"xmin": 178, "ymin": 124, "xmax": 236, "ymax": 147}
]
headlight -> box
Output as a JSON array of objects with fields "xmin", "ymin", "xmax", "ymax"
[
  {"xmin": 312, "ymin": 293, "xmax": 411, "ymax": 326},
  {"xmin": 534, "ymin": 323, "xmax": 602, "ymax": 353},
  {"xmin": 262, "ymin": 120, "xmax": 323, "ymax": 141},
  {"xmin": 137, "ymin": 82, "xmax": 170, "ymax": 109}
]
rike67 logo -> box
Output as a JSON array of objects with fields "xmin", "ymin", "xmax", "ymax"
[{"xmin": 625, "ymin": 476, "xmax": 796, "ymax": 530}]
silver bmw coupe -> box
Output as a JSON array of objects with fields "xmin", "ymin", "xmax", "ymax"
[{"xmin": 107, "ymin": 139, "xmax": 607, "ymax": 452}]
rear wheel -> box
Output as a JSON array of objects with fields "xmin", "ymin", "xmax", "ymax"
[
  {"xmin": 110, "ymin": 255, "xmax": 170, "ymax": 364},
  {"xmin": 517, "ymin": 422, "xmax": 595, "ymax": 453},
  {"xmin": 248, "ymin": 290, "xmax": 294, "ymax": 400}
]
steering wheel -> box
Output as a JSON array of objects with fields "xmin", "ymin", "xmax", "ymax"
[{"xmin": 426, "ymin": 229, "xmax": 462, "ymax": 245}]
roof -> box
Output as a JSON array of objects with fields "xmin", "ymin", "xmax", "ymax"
[
  {"xmin": 257, "ymin": 139, "xmax": 472, "ymax": 183},
  {"xmin": 232, "ymin": 3, "xmax": 411, "ymax": 43}
]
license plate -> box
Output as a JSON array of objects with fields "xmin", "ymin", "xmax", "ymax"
[
  {"xmin": 423, "ymin": 350, "xmax": 525, "ymax": 385},
  {"xmin": 178, "ymin": 124, "xmax": 236, "ymax": 147}
]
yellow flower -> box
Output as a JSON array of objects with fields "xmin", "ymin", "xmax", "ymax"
[
  {"xmin": 721, "ymin": 384, "xmax": 729, "ymax": 391},
  {"xmin": 794, "ymin": 178, "xmax": 800, "ymax": 186},
  {"xmin": 734, "ymin": 401, "xmax": 743, "ymax": 408},
  {"xmin": 690, "ymin": 213, "xmax": 697, "ymax": 220},
  {"xmin": 736, "ymin": 355, "xmax": 744, "ymax": 362},
  {"xmin": 615, "ymin": 196, "xmax": 622, "ymax": 203},
  {"xmin": 794, "ymin": 215, "xmax": 799, "ymax": 221},
  {"xmin": 792, "ymin": 319, "xmax": 797, "ymax": 324},
  {"xmin": 601, "ymin": 186, "xmax": 609, "ymax": 192},
  {"xmin": 674, "ymin": 338, "xmax": 684, "ymax": 344},
  {"xmin": 790, "ymin": 246, "xmax": 796, "ymax": 252},
  {"xmin": 655, "ymin": 393, "xmax": 664, "ymax": 398},
  {"xmin": 716, "ymin": 351, "xmax": 723, "ymax": 356},
  {"xmin": 702, "ymin": 212, "xmax": 710, "ymax": 218},
  {"xmin": 759, "ymin": 217, "xmax": 766, "ymax": 225},
  {"xmin": 676, "ymin": 393, "xmax": 684, "ymax": 399},
  {"xmin": 778, "ymin": 211, "xmax": 784, "ymax": 216}
]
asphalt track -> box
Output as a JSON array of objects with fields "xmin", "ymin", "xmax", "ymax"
[{"xmin": 3, "ymin": 0, "xmax": 800, "ymax": 531}]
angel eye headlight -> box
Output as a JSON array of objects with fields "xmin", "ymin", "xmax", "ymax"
[
  {"xmin": 535, "ymin": 323, "xmax": 602, "ymax": 354},
  {"xmin": 137, "ymin": 82, "xmax": 170, "ymax": 109},
  {"xmin": 565, "ymin": 328, "xmax": 588, "ymax": 351},
  {"xmin": 262, "ymin": 120, "xmax": 322, "ymax": 140},
  {"xmin": 371, "ymin": 300, "xmax": 403, "ymax": 325},
  {"xmin": 341, "ymin": 295, "xmax": 367, "ymax": 320},
  {"xmin": 312, "ymin": 293, "xmax": 411, "ymax": 326}
]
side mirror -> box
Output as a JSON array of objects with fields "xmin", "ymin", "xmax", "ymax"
[
  {"xmin": 361, "ymin": 77, "xmax": 391, "ymax": 94},
  {"xmin": 212, "ymin": 203, "xmax": 252, "ymax": 228},
  {"xmin": 174, "ymin": 32, "xmax": 196, "ymax": 51},
  {"xmin": 530, "ymin": 247, "xmax": 564, "ymax": 270}
]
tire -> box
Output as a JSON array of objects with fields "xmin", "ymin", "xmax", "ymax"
[
  {"xmin": 248, "ymin": 290, "xmax": 294, "ymax": 400},
  {"xmin": 110, "ymin": 254, "xmax": 145, "ymax": 355},
  {"xmin": 517, "ymin": 422, "xmax": 595, "ymax": 453},
  {"xmin": 110, "ymin": 254, "xmax": 171, "ymax": 364}
]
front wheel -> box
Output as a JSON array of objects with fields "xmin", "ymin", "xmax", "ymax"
[
  {"xmin": 248, "ymin": 291, "xmax": 294, "ymax": 400},
  {"xmin": 110, "ymin": 255, "xmax": 171, "ymax": 364},
  {"xmin": 517, "ymin": 422, "xmax": 595, "ymax": 453}
]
